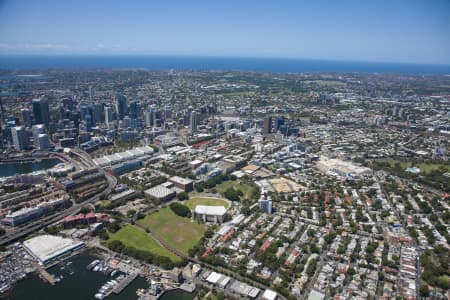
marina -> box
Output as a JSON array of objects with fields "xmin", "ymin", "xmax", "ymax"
[
  {"xmin": 3, "ymin": 253, "xmax": 149, "ymax": 300},
  {"xmin": 0, "ymin": 158, "xmax": 62, "ymax": 178}
]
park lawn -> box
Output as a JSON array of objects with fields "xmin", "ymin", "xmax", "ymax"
[
  {"xmin": 108, "ymin": 224, "xmax": 180, "ymax": 262},
  {"xmin": 384, "ymin": 159, "xmax": 450, "ymax": 173},
  {"xmin": 216, "ymin": 180, "xmax": 254, "ymax": 200},
  {"xmin": 184, "ymin": 197, "xmax": 230, "ymax": 209},
  {"xmin": 138, "ymin": 207, "xmax": 206, "ymax": 254}
]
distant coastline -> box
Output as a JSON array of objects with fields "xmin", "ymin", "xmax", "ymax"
[{"xmin": 0, "ymin": 55, "xmax": 449, "ymax": 74}]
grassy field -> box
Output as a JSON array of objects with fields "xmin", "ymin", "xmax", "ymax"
[
  {"xmin": 184, "ymin": 197, "xmax": 230, "ymax": 209},
  {"xmin": 138, "ymin": 207, "xmax": 206, "ymax": 254},
  {"xmin": 383, "ymin": 159, "xmax": 450, "ymax": 173},
  {"xmin": 108, "ymin": 224, "xmax": 180, "ymax": 261},
  {"xmin": 216, "ymin": 180, "xmax": 255, "ymax": 200}
]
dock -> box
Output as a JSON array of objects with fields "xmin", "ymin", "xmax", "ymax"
[
  {"xmin": 35, "ymin": 263, "xmax": 56, "ymax": 285},
  {"xmin": 112, "ymin": 272, "xmax": 138, "ymax": 294}
]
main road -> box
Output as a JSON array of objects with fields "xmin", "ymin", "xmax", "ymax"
[{"xmin": 0, "ymin": 149, "xmax": 117, "ymax": 246}]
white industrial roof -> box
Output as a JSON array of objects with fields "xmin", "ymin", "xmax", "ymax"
[
  {"xmin": 144, "ymin": 185, "xmax": 175, "ymax": 198},
  {"xmin": 262, "ymin": 289, "xmax": 278, "ymax": 300},
  {"xmin": 206, "ymin": 271, "xmax": 222, "ymax": 284},
  {"xmin": 23, "ymin": 235, "xmax": 85, "ymax": 264},
  {"xmin": 307, "ymin": 289, "xmax": 326, "ymax": 300},
  {"xmin": 169, "ymin": 176, "xmax": 193, "ymax": 185},
  {"xmin": 194, "ymin": 205, "xmax": 226, "ymax": 216}
]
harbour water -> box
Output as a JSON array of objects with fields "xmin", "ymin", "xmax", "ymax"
[
  {"xmin": 0, "ymin": 158, "xmax": 61, "ymax": 178},
  {"xmin": 2, "ymin": 254, "xmax": 195, "ymax": 300}
]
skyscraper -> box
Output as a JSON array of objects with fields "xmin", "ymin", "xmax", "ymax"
[
  {"xmin": 190, "ymin": 110, "xmax": 198, "ymax": 134},
  {"xmin": 92, "ymin": 102, "xmax": 104, "ymax": 124},
  {"xmin": 263, "ymin": 116, "xmax": 272, "ymax": 134},
  {"xmin": 104, "ymin": 106, "xmax": 113, "ymax": 127},
  {"xmin": 275, "ymin": 116, "xmax": 285, "ymax": 132},
  {"xmin": 32, "ymin": 98, "xmax": 50, "ymax": 125},
  {"xmin": 115, "ymin": 94, "xmax": 128, "ymax": 120},
  {"xmin": 129, "ymin": 100, "xmax": 140, "ymax": 119},
  {"xmin": 144, "ymin": 109, "xmax": 153, "ymax": 128},
  {"xmin": 11, "ymin": 126, "xmax": 28, "ymax": 150},
  {"xmin": 37, "ymin": 133, "xmax": 50, "ymax": 150},
  {"xmin": 21, "ymin": 108, "xmax": 32, "ymax": 128},
  {"xmin": 32, "ymin": 124, "xmax": 45, "ymax": 147}
]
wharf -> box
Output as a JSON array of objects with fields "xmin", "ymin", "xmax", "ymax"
[
  {"xmin": 34, "ymin": 263, "xmax": 56, "ymax": 285},
  {"xmin": 112, "ymin": 272, "xmax": 138, "ymax": 294}
]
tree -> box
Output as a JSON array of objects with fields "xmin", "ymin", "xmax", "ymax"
[
  {"xmin": 169, "ymin": 202, "xmax": 191, "ymax": 218},
  {"xmin": 223, "ymin": 187, "xmax": 241, "ymax": 202},
  {"xmin": 195, "ymin": 183, "xmax": 204, "ymax": 192},
  {"xmin": 178, "ymin": 192, "xmax": 189, "ymax": 201},
  {"xmin": 419, "ymin": 284, "xmax": 429, "ymax": 298},
  {"xmin": 324, "ymin": 232, "xmax": 337, "ymax": 244},
  {"xmin": 80, "ymin": 206, "xmax": 92, "ymax": 214},
  {"xmin": 106, "ymin": 221, "xmax": 121, "ymax": 233}
]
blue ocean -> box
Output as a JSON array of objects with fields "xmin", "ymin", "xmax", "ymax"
[{"xmin": 0, "ymin": 55, "xmax": 449, "ymax": 74}]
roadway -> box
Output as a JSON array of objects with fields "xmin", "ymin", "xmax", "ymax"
[{"xmin": 0, "ymin": 149, "xmax": 117, "ymax": 246}]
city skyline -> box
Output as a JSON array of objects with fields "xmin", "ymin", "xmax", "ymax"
[{"xmin": 0, "ymin": 0, "xmax": 449, "ymax": 65}]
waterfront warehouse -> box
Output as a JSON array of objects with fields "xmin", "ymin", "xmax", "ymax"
[{"xmin": 23, "ymin": 234, "xmax": 85, "ymax": 265}]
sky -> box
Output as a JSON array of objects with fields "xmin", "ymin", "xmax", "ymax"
[{"xmin": 0, "ymin": 0, "xmax": 449, "ymax": 65}]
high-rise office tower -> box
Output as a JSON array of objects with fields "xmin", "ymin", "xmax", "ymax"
[
  {"xmin": 263, "ymin": 116, "xmax": 272, "ymax": 134},
  {"xmin": 104, "ymin": 106, "xmax": 113, "ymax": 126},
  {"xmin": 32, "ymin": 124, "xmax": 45, "ymax": 147},
  {"xmin": 11, "ymin": 126, "xmax": 28, "ymax": 150},
  {"xmin": 37, "ymin": 133, "xmax": 50, "ymax": 150},
  {"xmin": 190, "ymin": 110, "xmax": 198, "ymax": 134},
  {"xmin": 274, "ymin": 116, "xmax": 285, "ymax": 132},
  {"xmin": 32, "ymin": 98, "xmax": 50, "ymax": 125},
  {"xmin": 129, "ymin": 100, "xmax": 140, "ymax": 119},
  {"xmin": 21, "ymin": 108, "xmax": 32, "ymax": 128},
  {"xmin": 92, "ymin": 102, "xmax": 104, "ymax": 124},
  {"xmin": 144, "ymin": 109, "xmax": 153, "ymax": 128},
  {"xmin": 115, "ymin": 94, "xmax": 128, "ymax": 120}
]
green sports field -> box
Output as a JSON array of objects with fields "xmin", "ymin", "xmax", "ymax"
[
  {"xmin": 184, "ymin": 197, "xmax": 230, "ymax": 209},
  {"xmin": 108, "ymin": 224, "xmax": 180, "ymax": 261},
  {"xmin": 138, "ymin": 207, "xmax": 206, "ymax": 254}
]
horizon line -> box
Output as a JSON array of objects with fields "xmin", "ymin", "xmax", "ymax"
[{"xmin": 1, "ymin": 53, "xmax": 450, "ymax": 67}]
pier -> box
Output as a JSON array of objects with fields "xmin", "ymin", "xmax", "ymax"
[
  {"xmin": 35, "ymin": 263, "xmax": 56, "ymax": 286},
  {"xmin": 112, "ymin": 272, "xmax": 138, "ymax": 294}
]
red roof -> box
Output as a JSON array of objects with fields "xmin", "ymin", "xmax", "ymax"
[
  {"xmin": 192, "ymin": 141, "xmax": 209, "ymax": 149},
  {"xmin": 86, "ymin": 212, "xmax": 96, "ymax": 219},
  {"xmin": 260, "ymin": 240, "xmax": 272, "ymax": 251},
  {"xmin": 64, "ymin": 215, "xmax": 75, "ymax": 222},
  {"xmin": 74, "ymin": 213, "xmax": 85, "ymax": 220},
  {"xmin": 202, "ymin": 248, "xmax": 212, "ymax": 258},
  {"xmin": 222, "ymin": 229, "xmax": 234, "ymax": 241},
  {"xmin": 291, "ymin": 249, "xmax": 299, "ymax": 256}
]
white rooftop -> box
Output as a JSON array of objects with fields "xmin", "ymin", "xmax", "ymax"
[
  {"xmin": 194, "ymin": 205, "xmax": 227, "ymax": 216},
  {"xmin": 23, "ymin": 235, "xmax": 85, "ymax": 264},
  {"xmin": 262, "ymin": 289, "xmax": 278, "ymax": 300},
  {"xmin": 169, "ymin": 176, "xmax": 193, "ymax": 185},
  {"xmin": 206, "ymin": 271, "xmax": 222, "ymax": 284},
  {"xmin": 144, "ymin": 185, "xmax": 175, "ymax": 198}
]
